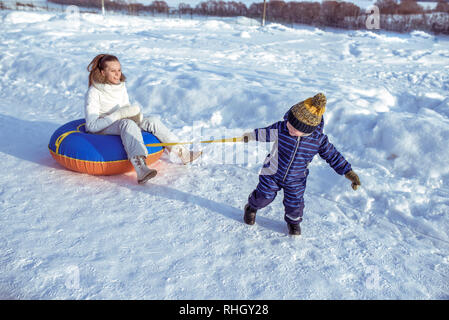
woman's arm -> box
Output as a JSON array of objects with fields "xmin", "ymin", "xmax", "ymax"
[
  {"xmin": 84, "ymin": 88, "xmax": 119, "ymax": 133},
  {"xmin": 84, "ymin": 88, "xmax": 140, "ymax": 133}
]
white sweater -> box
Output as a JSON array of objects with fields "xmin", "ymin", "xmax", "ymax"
[{"xmin": 84, "ymin": 81, "xmax": 131, "ymax": 133}]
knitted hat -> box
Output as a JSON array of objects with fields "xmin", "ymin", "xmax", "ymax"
[{"xmin": 287, "ymin": 93, "xmax": 326, "ymax": 134}]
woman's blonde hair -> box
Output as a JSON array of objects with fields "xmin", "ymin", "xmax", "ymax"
[{"xmin": 87, "ymin": 54, "xmax": 126, "ymax": 87}]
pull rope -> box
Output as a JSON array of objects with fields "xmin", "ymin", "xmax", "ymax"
[{"xmin": 146, "ymin": 136, "xmax": 244, "ymax": 147}]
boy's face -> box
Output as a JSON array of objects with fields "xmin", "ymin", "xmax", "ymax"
[{"xmin": 287, "ymin": 121, "xmax": 308, "ymax": 137}]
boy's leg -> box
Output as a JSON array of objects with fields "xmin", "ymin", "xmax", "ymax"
[
  {"xmin": 282, "ymin": 181, "xmax": 306, "ymax": 225},
  {"xmin": 248, "ymin": 175, "xmax": 280, "ymax": 210},
  {"xmin": 245, "ymin": 175, "xmax": 280, "ymax": 225},
  {"xmin": 284, "ymin": 202, "xmax": 305, "ymax": 224}
]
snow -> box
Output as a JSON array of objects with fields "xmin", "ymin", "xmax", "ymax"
[{"xmin": 1, "ymin": 9, "xmax": 449, "ymax": 300}]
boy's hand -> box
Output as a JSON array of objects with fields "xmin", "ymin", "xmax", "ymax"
[
  {"xmin": 345, "ymin": 170, "xmax": 361, "ymax": 191},
  {"xmin": 242, "ymin": 132, "xmax": 255, "ymax": 143}
]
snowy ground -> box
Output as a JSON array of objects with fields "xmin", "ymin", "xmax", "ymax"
[{"xmin": 1, "ymin": 9, "xmax": 449, "ymax": 299}]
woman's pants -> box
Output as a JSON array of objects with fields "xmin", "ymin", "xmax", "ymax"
[{"xmin": 98, "ymin": 116, "xmax": 179, "ymax": 159}]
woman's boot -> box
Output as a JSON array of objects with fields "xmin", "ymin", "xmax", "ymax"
[
  {"xmin": 130, "ymin": 155, "xmax": 157, "ymax": 184},
  {"xmin": 174, "ymin": 146, "xmax": 202, "ymax": 165}
]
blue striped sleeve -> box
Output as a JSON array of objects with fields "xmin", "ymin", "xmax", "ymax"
[
  {"xmin": 318, "ymin": 134, "xmax": 352, "ymax": 175},
  {"xmin": 253, "ymin": 121, "xmax": 282, "ymax": 142}
]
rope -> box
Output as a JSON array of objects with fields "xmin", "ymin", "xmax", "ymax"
[{"xmin": 145, "ymin": 136, "xmax": 244, "ymax": 147}]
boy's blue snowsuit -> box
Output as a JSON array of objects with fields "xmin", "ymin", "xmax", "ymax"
[{"xmin": 248, "ymin": 113, "xmax": 352, "ymax": 225}]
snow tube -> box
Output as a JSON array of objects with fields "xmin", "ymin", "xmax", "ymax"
[{"xmin": 48, "ymin": 119, "xmax": 164, "ymax": 175}]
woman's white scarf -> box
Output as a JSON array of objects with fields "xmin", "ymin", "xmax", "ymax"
[{"xmin": 92, "ymin": 81, "xmax": 127, "ymax": 103}]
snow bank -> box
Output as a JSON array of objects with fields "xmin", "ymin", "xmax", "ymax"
[
  {"xmin": 4, "ymin": 11, "xmax": 54, "ymax": 24},
  {"xmin": 327, "ymin": 88, "xmax": 449, "ymax": 182}
]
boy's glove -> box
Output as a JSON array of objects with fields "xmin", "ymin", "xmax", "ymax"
[
  {"xmin": 242, "ymin": 131, "xmax": 255, "ymax": 143},
  {"xmin": 345, "ymin": 170, "xmax": 361, "ymax": 191}
]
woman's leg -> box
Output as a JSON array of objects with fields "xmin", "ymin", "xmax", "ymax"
[
  {"xmin": 101, "ymin": 119, "xmax": 148, "ymax": 159},
  {"xmin": 139, "ymin": 116, "xmax": 202, "ymax": 164},
  {"xmin": 139, "ymin": 116, "xmax": 178, "ymax": 152},
  {"xmin": 100, "ymin": 119, "xmax": 156, "ymax": 183}
]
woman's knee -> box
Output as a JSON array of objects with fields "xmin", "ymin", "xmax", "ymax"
[
  {"xmin": 141, "ymin": 116, "xmax": 167, "ymax": 134},
  {"xmin": 118, "ymin": 118, "xmax": 139, "ymax": 131},
  {"xmin": 144, "ymin": 115, "xmax": 159, "ymax": 123}
]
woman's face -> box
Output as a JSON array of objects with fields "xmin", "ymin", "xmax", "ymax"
[
  {"xmin": 101, "ymin": 60, "xmax": 122, "ymax": 85},
  {"xmin": 287, "ymin": 121, "xmax": 308, "ymax": 137}
]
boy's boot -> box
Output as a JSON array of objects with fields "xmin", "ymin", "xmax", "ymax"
[
  {"xmin": 174, "ymin": 146, "xmax": 202, "ymax": 165},
  {"xmin": 130, "ymin": 155, "xmax": 157, "ymax": 184},
  {"xmin": 244, "ymin": 204, "xmax": 257, "ymax": 225},
  {"xmin": 287, "ymin": 223, "xmax": 301, "ymax": 236}
]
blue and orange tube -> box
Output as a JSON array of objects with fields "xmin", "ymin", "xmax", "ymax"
[{"xmin": 48, "ymin": 119, "xmax": 164, "ymax": 175}]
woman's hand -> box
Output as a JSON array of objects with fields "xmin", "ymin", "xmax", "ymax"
[
  {"xmin": 126, "ymin": 111, "xmax": 143, "ymax": 125},
  {"xmin": 109, "ymin": 105, "xmax": 141, "ymax": 123}
]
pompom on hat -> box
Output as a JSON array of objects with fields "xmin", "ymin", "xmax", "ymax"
[{"xmin": 287, "ymin": 93, "xmax": 326, "ymax": 134}]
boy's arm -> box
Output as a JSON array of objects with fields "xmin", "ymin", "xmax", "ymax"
[
  {"xmin": 319, "ymin": 135, "xmax": 361, "ymax": 190},
  {"xmin": 243, "ymin": 121, "xmax": 282, "ymax": 142},
  {"xmin": 318, "ymin": 134, "xmax": 352, "ymax": 175}
]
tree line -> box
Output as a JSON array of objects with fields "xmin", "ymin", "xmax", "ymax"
[{"xmin": 2, "ymin": 0, "xmax": 448, "ymax": 34}]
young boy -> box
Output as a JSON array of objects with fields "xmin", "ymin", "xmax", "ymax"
[{"xmin": 242, "ymin": 93, "xmax": 361, "ymax": 235}]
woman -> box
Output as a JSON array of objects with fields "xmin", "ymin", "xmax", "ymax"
[{"xmin": 84, "ymin": 54, "xmax": 201, "ymax": 184}]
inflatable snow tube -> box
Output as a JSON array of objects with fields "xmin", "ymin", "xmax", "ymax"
[{"xmin": 48, "ymin": 119, "xmax": 164, "ymax": 175}]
